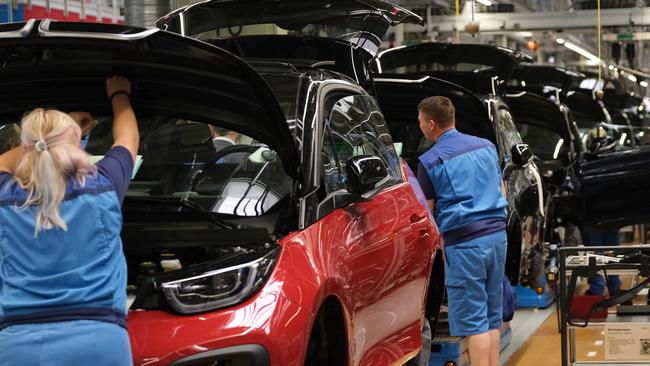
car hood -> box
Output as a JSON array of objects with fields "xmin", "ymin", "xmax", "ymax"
[
  {"xmin": 376, "ymin": 42, "xmax": 533, "ymax": 85},
  {"xmin": 374, "ymin": 74, "xmax": 497, "ymax": 145},
  {"xmin": 505, "ymin": 91, "xmax": 570, "ymax": 141},
  {"xmin": 565, "ymin": 89, "xmax": 612, "ymax": 128},
  {"xmin": 511, "ymin": 64, "xmax": 584, "ymax": 96},
  {"xmin": 0, "ymin": 19, "xmax": 298, "ymax": 176},
  {"xmin": 156, "ymin": 0, "xmax": 423, "ymax": 40}
]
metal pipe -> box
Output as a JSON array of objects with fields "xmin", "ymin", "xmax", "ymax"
[{"xmin": 125, "ymin": 0, "xmax": 171, "ymax": 27}]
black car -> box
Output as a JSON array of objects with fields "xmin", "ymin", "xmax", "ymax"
[
  {"xmin": 507, "ymin": 65, "xmax": 650, "ymax": 233},
  {"xmin": 374, "ymin": 42, "xmax": 550, "ymax": 289},
  {"xmin": 504, "ymin": 90, "xmax": 584, "ymax": 250},
  {"xmin": 510, "ymin": 64, "xmax": 642, "ymax": 151}
]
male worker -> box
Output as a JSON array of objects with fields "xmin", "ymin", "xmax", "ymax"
[
  {"xmin": 208, "ymin": 125, "xmax": 246, "ymax": 164},
  {"xmin": 416, "ymin": 96, "xmax": 508, "ymax": 366}
]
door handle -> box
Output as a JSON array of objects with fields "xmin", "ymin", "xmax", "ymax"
[{"xmin": 410, "ymin": 213, "xmax": 429, "ymax": 232}]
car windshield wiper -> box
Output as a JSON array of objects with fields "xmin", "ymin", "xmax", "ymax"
[{"xmin": 125, "ymin": 196, "xmax": 236, "ymax": 230}]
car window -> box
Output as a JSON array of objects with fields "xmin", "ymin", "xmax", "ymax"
[
  {"xmin": 321, "ymin": 95, "xmax": 402, "ymax": 196},
  {"xmin": 517, "ymin": 123, "xmax": 567, "ymax": 161},
  {"xmin": 84, "ymin": 118, "xmax": 291, "ymax": 217}
]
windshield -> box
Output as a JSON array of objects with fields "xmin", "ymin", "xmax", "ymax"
[{"xmin": 82, "ymin": 117, "xmax": 292, "ymax": 218}]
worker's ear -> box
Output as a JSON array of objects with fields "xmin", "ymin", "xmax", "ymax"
[{"xmin": 429, "ymin": 119, "xmax": 436, "ymax": 132}]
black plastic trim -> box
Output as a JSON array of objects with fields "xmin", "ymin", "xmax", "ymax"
[{"xmin": 169, "ymin": 344, "xmax": 270, "ymax": 366}]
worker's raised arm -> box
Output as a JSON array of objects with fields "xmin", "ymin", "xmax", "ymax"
[{"xmin": 106, "ymin": 76, "xmax": 139, "ymax": 163}]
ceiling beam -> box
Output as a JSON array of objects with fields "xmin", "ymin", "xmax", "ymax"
[{"xmin": 408, "ymin": 7, "xmax": 650, "ymax": 33}]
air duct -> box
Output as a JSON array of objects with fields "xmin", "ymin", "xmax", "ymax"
[{"xmin": 124, "ymin": 0, "xmax": 171, "ymax": 27}]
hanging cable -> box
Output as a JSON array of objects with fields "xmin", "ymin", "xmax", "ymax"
[
  {"xmin": 597, "ymin": 0, "xmax": 602, "ymax": 82},
  {"xmin": 471, "ymin": 0, "xmax": 475, "ymax": 23},
  {"xmin": 455, "ymin": 0, "xmax": 460, "ymax": 43}
]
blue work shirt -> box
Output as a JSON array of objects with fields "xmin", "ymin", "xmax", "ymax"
[
  {"xmin": 0, "ymin": 147, "xmax": 133, "ymax": 328},
  {"xmin": 417, "ymin": 129, "xmax": 507, "ymax": 245}
]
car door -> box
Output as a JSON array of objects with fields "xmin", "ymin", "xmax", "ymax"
[
  {"xmin": 579, "ymin": 146, "xmax": 650, "ymax": 228},
  {"xmin": 317, "ymin": 93, "xmax": 433, "ymax": 365},
  {"xmin": 493, "ymin": 106, "xmax": 547, "ymax": 287}
]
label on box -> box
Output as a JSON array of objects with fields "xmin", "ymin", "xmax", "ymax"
[{"xmin": 605, "ymin": 324, "xmax": 650, "ymax": 360}]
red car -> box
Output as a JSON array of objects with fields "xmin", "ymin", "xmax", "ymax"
[{"xmin": 0, "ymin": 6, "xmax": 443, "ymax": 366}]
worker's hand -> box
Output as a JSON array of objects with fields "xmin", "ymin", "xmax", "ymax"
[
  {"xmin": 68, "ymin": 111, "xmax": 97, "ymax": 136},
  {"xmin": 106, "ymin": 75, "xmax": 131, "ymax": 99}
]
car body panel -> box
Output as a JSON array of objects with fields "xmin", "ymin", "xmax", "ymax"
[
  {"xmin": 579, "ymin": 147, "xmax": 650, "ymax": 228},
  {"xmin": 128, "ymin": 180, "xmax": 438, "ymax": 366},
  {"xmin": 156, "ymin": 0, "xmax": 423, "ymax": 39}
]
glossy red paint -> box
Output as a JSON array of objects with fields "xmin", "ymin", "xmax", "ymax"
[{"xmin": 128, "ymin": 178, "xmax": 442, "ymax": 365}]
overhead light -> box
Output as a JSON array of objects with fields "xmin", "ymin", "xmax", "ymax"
[
  {"xmin": 476, "ymin": 0, "xmax": 493, "ymax": 6},
  {"xmin": 627, "ymin": 74, "xmax": 638, "ymax": 82},
  {"xmin": 521, "ymin": 80, "xmax": 527, "ymax": 87},
  {"xmin": 608, "ymin": 65, "xmax": 615, "ymax": 70},
  {"xmin": 619, "ymin": 133, "xmax": 627, "ymax": 146},
  {"xmin": 556, "ymin": 38, "xmax": 566, "ymax": 45},
  {"xmin": 562, "ymin": 41, "xmax": 600, "ymax": 62},
  {"xmin": 641, "ymin": 81, "xmax": 649, "ymax": 88}
]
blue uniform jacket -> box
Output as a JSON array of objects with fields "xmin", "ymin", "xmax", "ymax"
[
  {"xmin": 0, "ymin": 171, "xmax": 127, "ymax": 328},
  {"xmin": 418, "ymin": 129, "xmax": 508, "ymax": 245}
]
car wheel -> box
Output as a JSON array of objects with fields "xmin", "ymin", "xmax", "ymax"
[{"xmin": 404, "ymin": 317, "xmax": 432, "ymax": 366}]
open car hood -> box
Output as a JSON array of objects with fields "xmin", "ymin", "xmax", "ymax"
[
  {"xmin": 511, "ymin": 64, "xmax": 584, "ymax": 96},
  {"xmin": 376, "ymin": 43, "xmax": 533, "ymax": 86},
  {"xmin": 505, "ymin": 91, "xmax": 570, "ymax": 141},
  {"xmin": 156, "ymin": 0, "xmax": 423, "ymax": 40},
  {"xmin": 0, "ymin": 19, "xmax": 298, "ymax": 176},
  {"xmin": 374, "ymin": 74, "xmax": 496, "ymax": 144}
]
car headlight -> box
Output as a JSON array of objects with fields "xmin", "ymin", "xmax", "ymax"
[{"xmin": 161, "ymin": 248, "xmax": 279, "ymax": 314}]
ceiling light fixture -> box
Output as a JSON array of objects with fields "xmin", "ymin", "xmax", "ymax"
[
  {"xmin": 641, "ymin": 81, "xmax": 649, "ymax": 88},
  {"xmin": 562, "ymin": 41, "xmax": 600, "ymax": 62},
  {"xmin": 627, "ymin": 74, "xmax": 638, "ymax": 82},
  {"xmin": 556, "ymin": 38, "xmax": 565, "ymax": 45},
  {"xmin": 476, "ymin": 0, "xmax": 493, "ymax": 6}
]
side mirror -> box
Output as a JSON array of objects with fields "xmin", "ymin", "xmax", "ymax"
[
  {"xmin": 511, "ymin": 143, "xmax": 534, "ymax": 167},
  {"xmin": 346, "ymin": 155, "xmax": 390, "ymax": 196}
]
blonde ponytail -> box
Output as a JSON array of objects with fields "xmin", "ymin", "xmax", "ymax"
[{"xmin": 15, "ymin": 109, "xmax": 96, "ymax": 236}]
